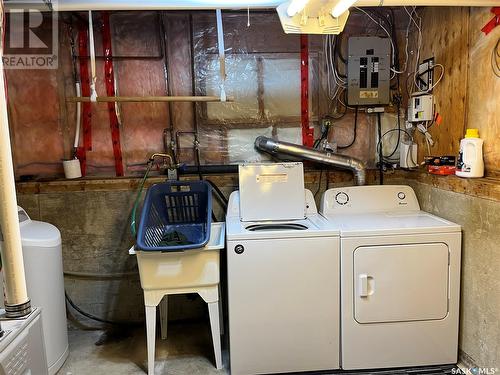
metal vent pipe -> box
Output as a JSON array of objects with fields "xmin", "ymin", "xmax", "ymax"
[{"xmin": 255, "ymin": 136, "xmax": 367, "ymax": 186}]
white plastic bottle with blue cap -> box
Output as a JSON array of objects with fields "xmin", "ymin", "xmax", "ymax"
[{"xmin": 456, "ymin": 129, "xmax": 484, "ymax": 178}]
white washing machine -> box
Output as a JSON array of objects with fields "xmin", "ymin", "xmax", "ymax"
[
  {"xmin": 226, "ymin": 163, "xmax": 340, "ymax": 375},
  {"xmin": 320, "ymin": 185, "xmax": 461, "ymax": 370}
]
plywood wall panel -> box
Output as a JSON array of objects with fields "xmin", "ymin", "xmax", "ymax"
[
  {"xmin": 413, "ymin": 7, "xmax": 469, "ymax": 161},
  {"xmin": 466, "ymin": 8, "xmax": 500, "ymax": 177}
]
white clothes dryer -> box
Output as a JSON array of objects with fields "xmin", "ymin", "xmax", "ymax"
[{"xmin": 320, "ymin": 185, "xmax": 461, "ymax": 370}]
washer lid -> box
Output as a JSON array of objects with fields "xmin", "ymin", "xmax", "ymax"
[
  {"xmin": 238, "ymin": 163, "xmax": 306, "ymax": 222},
  {"xmin": 226, "ymin": 213, "xmax": 340, "ymax": 241},
  {"xmin": 324, "ymin": 211, "xmax": 461, "ymax": 237},
  {"xmin": 19, "ymin": 220, "xmax": 61, "ymax": 248}
]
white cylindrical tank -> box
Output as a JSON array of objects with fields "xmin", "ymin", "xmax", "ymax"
[{"xmin": 12, "ymin": 207, "xmax": 68, "ymax": 375}]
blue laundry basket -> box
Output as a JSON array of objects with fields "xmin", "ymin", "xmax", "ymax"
[{"xmin": 136, "ymin": 181, "xmax": 212, "ymax": 252}]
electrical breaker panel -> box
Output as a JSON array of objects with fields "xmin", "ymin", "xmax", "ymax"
[
  {"xmin": 347, "ymin": 37, "xmax": 391, "ymax": 106},
  {"xmin": 408, "ymin": 94, "xmax": 434, "ymax": 122}
]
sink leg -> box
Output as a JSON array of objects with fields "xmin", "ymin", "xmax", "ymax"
[
  {"xmin": 208, "ymin": 301, "xmax": 222, "ymax": 369},
  {"xmin": 145, "ymin": 305, "xmax": 156, "ymax": 375}
]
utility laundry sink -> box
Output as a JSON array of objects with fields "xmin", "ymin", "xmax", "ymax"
[{"xmin": 130, "ymin": 222, "xmax": 225, "ymax": 291}]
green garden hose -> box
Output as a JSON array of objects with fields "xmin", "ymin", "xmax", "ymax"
[{"xmin": 130, "ymin": 161, "xmax": 153, "ymax": 238}]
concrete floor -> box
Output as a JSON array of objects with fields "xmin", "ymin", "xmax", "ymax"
[
  {"xmin": 57, "ymin": 320, "xmax": 458, "ymax": 375},
  {"xmin": 58, "ymin": 320, "xmax": 227, "ymax": 375}
]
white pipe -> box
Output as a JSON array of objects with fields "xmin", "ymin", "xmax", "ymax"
[
  {"xmin": 88, "ymin": 11, "xmax": 98, "ymax": 102},
  {"xmin": 73, "ymin": 82, "xmax": 82, "ymax": 150},
  {"xmin": 216, "ymin": 9, "xmax": 227, "ymax": 102},
  {"xmin": 0, "ymin": 57, "xmax": 31, "ymax": 316},
  {"xmin": 51, "ymin": 0, "xmax": 500, "ymax": 11}
]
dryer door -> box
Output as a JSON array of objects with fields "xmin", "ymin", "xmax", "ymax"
[{"xmin": 353, "ymin": 243, "xmax": 449, "ymax": 323}]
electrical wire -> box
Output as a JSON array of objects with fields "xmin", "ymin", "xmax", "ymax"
[
  {"xmin": 313, "ymin": 124, "xmax": 330, "ymax": 149},
  {"xmin": 377, "ymin": 128, "xmax": 414, "ymax": 163},
  {"xmin": 377, "ymin": 112, "xmax": 383, "ymax": 185},
  {"xmin": 492, "ymin": 37, "xmax": 500, "ymax": 78},
  {"xmin": 386, "ymin": 98, "xmax": 402, "ymax": 159},
  {"xmin": 334, "ymin": 33, "xmax": 347, "ymax": 65},
  {"xmin": 416, "ymin": 64, "xmax": 444, "ymax": 93},
  {"xmin": 395, "ymin": 6, "xmax": 422, "ymax": 76},
  {"xmin": 327, "ymin": 92, "xmax": 347, "ymax": 119},
  {"xmin": 314, "ymin": 169, "xmax": 324, "ymax": 198},
  {"xmin": 324, "ymin": 35, "xmax": 347, "ymax": 101},
  {"xmin": 338, "ymin": 106, "xmax": 358, "ymax": 149},
  {"xmin": 354, "ymin": 7, "xmax": 397, "ymax": 79}
]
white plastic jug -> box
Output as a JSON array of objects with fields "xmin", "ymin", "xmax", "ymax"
[{"xmin": 456, "ymin": 129, "xmax": 484, "ymax": 178}]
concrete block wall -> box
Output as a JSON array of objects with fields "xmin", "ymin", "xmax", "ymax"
[
  {"xmin": 390, "ymin": 179, "xmax": 500, "ymax": 369},
  {"xmin": 17, "ymin": 189, "xmax": 209, "ymax": 327},
  {"xmin": 15, "ymin": 170, "xmax": 358, "ymax": 327}
]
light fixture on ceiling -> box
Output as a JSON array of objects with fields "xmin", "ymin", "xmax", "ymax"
[
  {"xmin": 331, "ymin": 0, "xmax": 358, "ymax": 17},
  {"xmin": 277, "ymin": 0, "xmax": 354, "ymax": 34},
  {"xmin": 286, "ymin": 0, "xmax": 310, "ymax": 17}
]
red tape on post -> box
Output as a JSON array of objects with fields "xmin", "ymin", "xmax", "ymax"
[
  {"xmin": 481, "ymin": 7, "xmax": 500, "ymax": 35},
  {"xmin": 102, "ymin": 11, "xmax": 124, "ymax": 177},
  {"xmin": 77, "ymin": 28, "xmax": 91, "ymax": 176},
  {"xmin": 300, "ymin": 34, "xmax": 314, "ymax": 148}
]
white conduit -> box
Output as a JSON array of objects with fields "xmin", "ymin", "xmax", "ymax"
[
  {"xmin": 88, "ymin": 10, "xmax": 98, "ymax": 102},
  {"xmin": 73, "ymin": 82, "xmax": 82, "ymax": 149},
  {"xmin": 0, "ymin": 61, "xmax": 30, "ymax": 316},
  {"xmin": 216, "ymin": 9, "xmax": 227, "ymax": 102}
]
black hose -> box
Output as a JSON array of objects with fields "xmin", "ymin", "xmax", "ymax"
[
  {"xmin": 178, "ymin": 165, "xmax": 238, "ymax": 175},
  {"xmin": 206, "ymin": 180, "xmax": 228, "ymax": 207},
  {"xmin": 377, "ymin": 112, "xmax": 384, "ymax": 185},
  {"xmin": 192, "ymin": 148, "xmax": 227, "ymax": 215},
  {"xmin": 195, "ymin": 147, "xmax": 203, "ymax": 180},
  {"xmin": 65, "ymin": 291, "xmax": 143, "ymax": 326}
]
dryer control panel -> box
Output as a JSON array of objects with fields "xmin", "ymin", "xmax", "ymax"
[{"xmin": 320, "ymin": 185, "xmax": 420, "ymax": 215}]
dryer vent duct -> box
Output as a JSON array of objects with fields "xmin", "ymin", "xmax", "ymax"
[{"xmin": 255, "ymin": 136, "xmax": 367, "ymax": 186}]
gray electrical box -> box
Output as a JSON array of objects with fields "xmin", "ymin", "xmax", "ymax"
[{"xmin": 347, "ymin": 37, "xmax": 391, "ymax": 106}]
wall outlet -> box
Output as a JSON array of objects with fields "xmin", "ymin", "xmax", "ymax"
[{"xmin": 416, "ymin": 57, "xmax": 435, "ymax": 92}]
